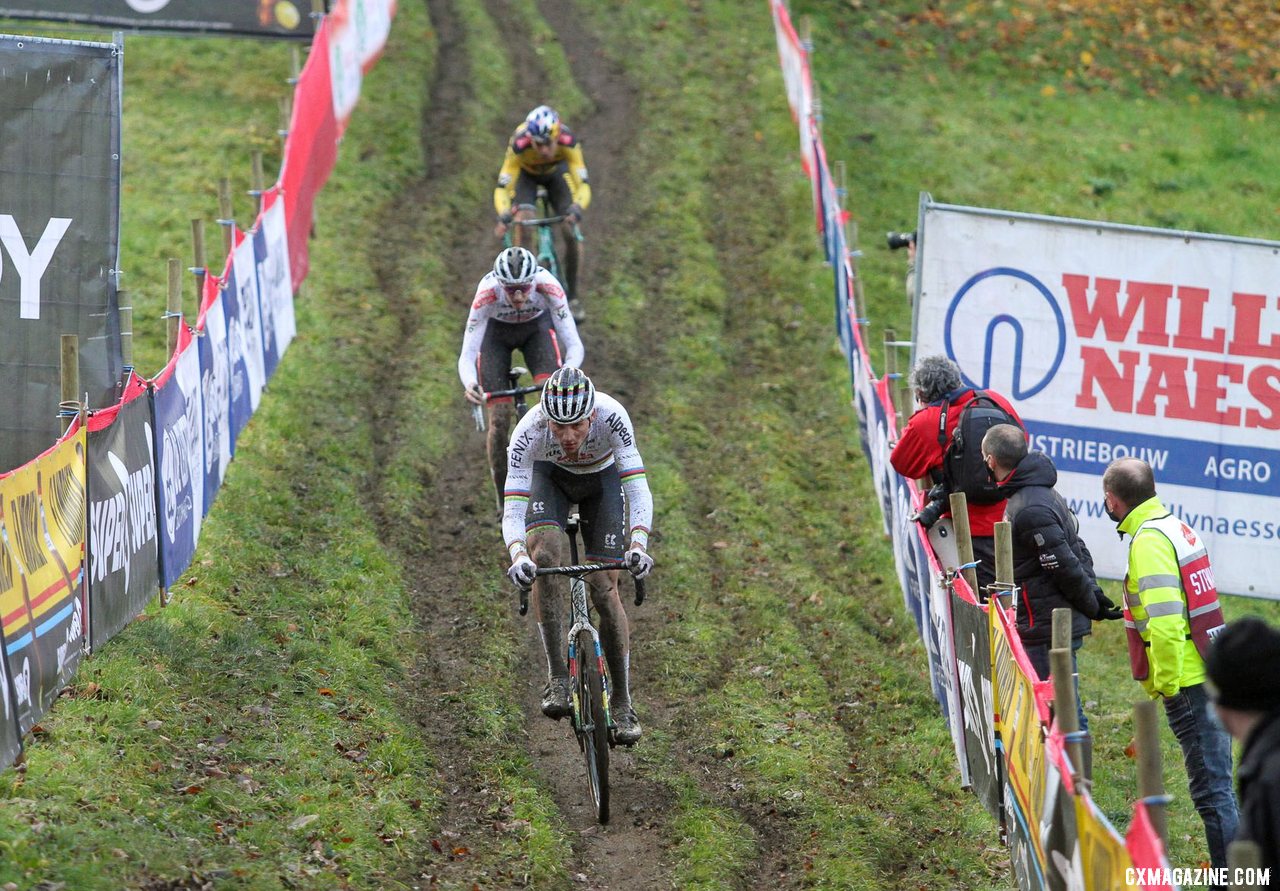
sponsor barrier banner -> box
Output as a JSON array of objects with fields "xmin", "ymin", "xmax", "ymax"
[
  {"xmin": 992, "ymin": 601, "xmax": 1052, "ymax": 891},
  {"xmin": 768, "ymin": 0, "xmax": 815, "ymax": 180},
  {"xmin": 1042, "ymin": 732, "xmax": 1083, "ymax": 891},
  {"xmin": 197, "ymin": 277, "xmax": 232, "ymax": 514},
  {"xmin": 0, "ymin": 429, "xmax": 87, "ymax": 735},
  {"xmin": 254, "ymin": 189, "xmax": 297, "ymax": 381},
  {"xmin": 914, "ymin": 199, "xmax": 1280, "ymax": 597},
  {"xmin": 0, "ymin": 626, "xmax": 21, "ymax": 771},
  {"xmin": 1077, "ymin": 793, "xmax": 1140, "ymax": 890},
  {"xmin": 1123, "ymin": 802, "xmax": 1176, "ymax": 891},
  {"xmin": 281, "ymin": 20, "xmax": 339, "ymax": 291},
  {"xmin": 952, "ymin": 592, "xmax": 1001, "ymax": 821},
  {"xmin": 0, "ymin": 35, "xmax": 123, "ymax": 473},
  {"xmin": 0, "ymin": 1, "xmax": 320, "ymax": 39},
  {"xmin": 152, "ymin": 326, "xmax": 204, "ymax": 590},
  {"xmin": 86, "ymin": 377, "xmax": 158, "ymax": 647}
]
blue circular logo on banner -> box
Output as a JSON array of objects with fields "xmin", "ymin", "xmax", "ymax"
[{"xmin": 944, "ymin": 267, "xmax": 1066, "ymax": 399}]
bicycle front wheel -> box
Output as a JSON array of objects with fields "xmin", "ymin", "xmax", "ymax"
[{"xmin": 575, "ymin": 629, "xmax": 610, "ymax": 823}]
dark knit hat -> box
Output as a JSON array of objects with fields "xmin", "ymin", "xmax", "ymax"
[{"xmin": 1206, "ymin": 617, "xmax": 1280, "ymax": 713}]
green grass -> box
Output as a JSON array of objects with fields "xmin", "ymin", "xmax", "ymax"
[{"xmin": 791, "ymin": 0, "xmax": 1280, "ymax": 874}]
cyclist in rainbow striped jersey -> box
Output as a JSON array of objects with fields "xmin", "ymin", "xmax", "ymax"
[{"xmin": 503, "ymin": 366, "xmax": 653, "ymax": 744}]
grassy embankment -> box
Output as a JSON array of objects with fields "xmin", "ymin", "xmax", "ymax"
[
  {"xmin": 790, "ymin": 0, "xmax": 1280, "ymax": 871},
  {"xmin": 0, "ymin": 6, "xmax": 441, "ymax": 888}
]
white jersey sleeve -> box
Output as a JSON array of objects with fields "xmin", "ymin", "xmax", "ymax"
[
  {"xmin": 457, "ymin": 277, "xmax": 500, "ymax": 390},
  {"xmin": 501, "ymin": 407, "xmax": 546, "ymax": 559},
  {"xmin": 597, "ymin": 395, "xmax": 653, "ymax": 549}
]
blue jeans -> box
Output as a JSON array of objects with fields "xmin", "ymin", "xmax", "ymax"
[
  {"xmin": 1024, "ymin": 636, "xmax": 1089, "ymax": 735},
  {"xmin": 1163, "ymin": 683, "xmax": 1239, "ymax": 872}
]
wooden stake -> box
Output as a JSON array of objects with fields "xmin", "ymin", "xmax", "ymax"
[
  {"xmin": 218, "ymin": 177, "xmax": 234, "ymax": 257},
  {"xmin": 883, "ymin": 327, "xmax": 898, "ymax": 421},
  {"xmin": 1051, "ymin": 646, "xmax": 1087, "ymax": 788},
  {"xmin": 948, "ymin": 491, "xmax": 978, "ymax": 596},
  {"xmin": 1135, "ymin": 699, "xmax": 1168, "ymax": 846},
  {"xmin": 191, "ymin": 218, "xmax": 207, "ymax": 300},
  {"xmin": 250, "ymin": 150, "xmax": 265, "ymax": 217},
  {"xmin": 60, "ymin": 335, "xmax": 78, "ymax": 434},
  {"xmin": 1228, "ymin": 841, "xmax": 1263, "ymax": 887},
  {"xmin": 167, "ymin": 258, "xmax": 182, "ymax": 358},
  {"xmin": 994, "ymin": 520, "xmax": 1013, "ymax": 610}
]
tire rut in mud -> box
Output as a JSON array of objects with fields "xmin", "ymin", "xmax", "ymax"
[{"xmin": 364, "ymin": 0, "xmax": 676, "ymax": 887}]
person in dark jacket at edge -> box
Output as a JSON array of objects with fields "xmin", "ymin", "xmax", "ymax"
[
  {"xmin": 981, "ymin": 423, "xmax": 1123, "ymax": 768},
  {"xmin": 1206, "ymin": 616, "xmax": 1280, "ymax": 874}
]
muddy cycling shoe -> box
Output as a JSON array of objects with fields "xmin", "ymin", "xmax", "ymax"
[
  {"xmin": 540, "ymin": 677, "xmax": 572, "ymax": 720},
  {"xmin": 569, "ymin": 298, "xmax": 585, "ymax": 323},
  {"xmin": 613, "ymin": 706, "xmax": 642, "ymax": 745}
]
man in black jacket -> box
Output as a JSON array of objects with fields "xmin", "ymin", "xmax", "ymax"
[
  {"xmin": 981, "ymin": 424, "xmax": 1122, "ymax": 739},
  {"xmin": 1206, "ymin": 616, "xmax": 1280, "ymax": 874}
]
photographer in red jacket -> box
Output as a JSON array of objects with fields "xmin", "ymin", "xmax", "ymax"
[{"xmin": 890, "ymin": 355, "xmax": 1022, "ymax": 597}]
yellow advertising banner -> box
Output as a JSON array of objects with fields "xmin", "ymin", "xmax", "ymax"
[
  {"xmin": 0, "ymin": 429, "xmax": 86, "ymax": 733},
  {"xmin": 1076, "ymin": 792, "xmax": 1133, "ymax": 891},
  {"xmin": 991, "ymin": 602, "xmax": 1050, "ymax": 887}
]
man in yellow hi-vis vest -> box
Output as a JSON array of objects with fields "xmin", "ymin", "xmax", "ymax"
[{"xmin": 1103, "ymin": 457, "xmax": 1238, "ymax": 874}]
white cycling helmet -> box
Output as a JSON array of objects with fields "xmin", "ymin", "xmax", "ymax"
[
  {"xmin": 541, "ymin": 366, "xmax": 595, "ymax": 424},
  {"xmin": 525, "ymin": 105, "xmax": 561, "ymax": 143},
  {"xmin": 493, "ymin": 247, "xmax": 537, "ymax": 287}
]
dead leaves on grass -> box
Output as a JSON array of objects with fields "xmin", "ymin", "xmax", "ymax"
[{"xmin": 875, "ymin": 0, "xmax": 1280, "ymax": 98}]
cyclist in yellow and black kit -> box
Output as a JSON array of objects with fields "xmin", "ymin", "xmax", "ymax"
[{"xmin": 493, "ymin": 105, "xmax": 591, "ymax": 319}]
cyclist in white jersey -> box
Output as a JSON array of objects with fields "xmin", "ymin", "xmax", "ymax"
[
  {"xmin": 503, "ymin": 366, "xmax": 654, "ymax": 744},
  {"xmin": 459, "ymin": 247, "xmax": 583, "ymax": 509}
]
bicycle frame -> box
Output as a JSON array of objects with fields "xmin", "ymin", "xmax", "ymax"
[
  {"xmin": 472, "ymin": 365, "xmax": 543, "ymax": 432},
  {"xmin": 503, "ymin": 190, "xmax": 583, "ymax": 284},
  {"xmin": 517, "ymin": 512, "xmax": 647, "ymax": 824}
]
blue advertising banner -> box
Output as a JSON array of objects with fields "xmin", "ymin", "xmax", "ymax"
[
  {"xmin": 197, "ymin": 284, "xmax": 232, "ymax": 516},
  {"xmin": 152, "ymin": 328, "xmax": 204, "ymax": 590}
]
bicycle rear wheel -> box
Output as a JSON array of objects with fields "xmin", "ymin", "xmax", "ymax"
[{"xmin": 574, "ymin": 629, "xmax": 610, "ymax": 823}]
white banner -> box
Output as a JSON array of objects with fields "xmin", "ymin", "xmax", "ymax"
[
  {"xmin": 914, "ymin": 199, "xmax": 1280, "ymax": 598},
  {"xmin": 769, "ymin": 0, "xmax": 815, "ymax": 178}
]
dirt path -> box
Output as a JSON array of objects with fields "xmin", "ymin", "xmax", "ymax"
[{"xmin": 364, "ymin": 1, "xmax": 677, "ymax": 887}]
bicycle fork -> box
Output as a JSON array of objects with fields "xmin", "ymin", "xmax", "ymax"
[{"xmin": 567, "ymin": 575, "xmax": 613, "ymax": 736}]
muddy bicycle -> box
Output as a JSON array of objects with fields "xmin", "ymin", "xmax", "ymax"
[
  {"xmin": 506, "ymin": 187, "xmax": 584, "ymax": 318},
  {"xmin": 513, "ymin": 510, "xmax": 646, "ymax": 824}
]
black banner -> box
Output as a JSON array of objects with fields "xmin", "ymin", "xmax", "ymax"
[
  {"xmin": 952, "ymin": 592, "xmax": 1002, "ymax": 822},
  {"xmin": 87, "ymin": 390, "xmax": 159, "ymax": 649},
  {"xmin": 0, "ymin": 35, "xmax": 123, "ymax": 472},
  {"xmin": 0, "ymin": 630, "xmax": 22, "ymax": 772},
  {"xmin": 0, "ymin": 1, "xmax": 320, "ymax": 39},
  {"xmin": 1043, "ymin": 765, "xmax": 1080, "ymax": 891}
]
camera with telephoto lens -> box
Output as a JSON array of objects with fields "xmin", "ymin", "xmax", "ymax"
[
  {"xmin": 914, "ymin": 482, "xmax": 949, "ymax": 528},
  {"xmin": 886, "ymin": 230, "xmax": 916, "ymax": 251}
]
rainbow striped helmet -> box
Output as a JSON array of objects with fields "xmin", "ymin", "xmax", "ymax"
[{"xmin": 541, "ymin": 366, "xmax": 595, "ymax": 424}]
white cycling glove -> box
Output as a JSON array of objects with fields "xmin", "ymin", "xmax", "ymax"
[
  {"xmin": 625, "ymin": 546, "xmax": 654, "ymax": 580},
  {"xmin": 508, "ymin": 554, "xmax": 537, "ymax": 588}
]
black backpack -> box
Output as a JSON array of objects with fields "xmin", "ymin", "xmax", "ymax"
[{"xmin": 936, "ymin": 391, "xmax": 1023, "ymax": 505}]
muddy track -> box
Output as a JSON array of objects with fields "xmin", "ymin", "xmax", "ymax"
[{"xmin": 363, "ymin": 0, "xmax": 676, "ymax": 887}]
